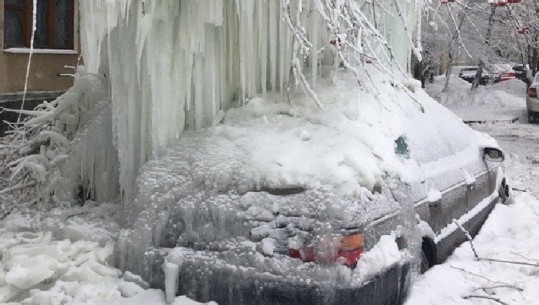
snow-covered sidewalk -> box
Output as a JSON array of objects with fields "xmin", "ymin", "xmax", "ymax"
[
  {"xmin": 425, "ymin": 77, "xmax": 527, "ymax": 123},
  {"xmin": 406, "ymin": 189, "xmax": 539, "ymax": 305},
  {"xmin": 0, "ymin": 204, "xmax": 214, "ymax": 305}
]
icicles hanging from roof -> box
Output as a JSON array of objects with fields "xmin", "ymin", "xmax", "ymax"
[
  {"xmin": 78, "ymin": 0, "xmax": 422, "ymax": 201},
  {"xmin": 79, "ymin": 0, "xmax": 317, "ymax": 199}
]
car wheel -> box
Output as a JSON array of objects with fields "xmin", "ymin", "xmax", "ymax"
[
  {"xmin": 529, "ymin": 112, "xmax": 535, "ymax": 123},
  {"xmin": 420, "ymin": 238, "xmax": 436, "ymax": 274},
  {"xmin": 420, "ymin": 250, "xmax": 430, "ymax": 274}
]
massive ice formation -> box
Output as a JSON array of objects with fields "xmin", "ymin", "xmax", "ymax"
[{"xmin": 78, "ymin": 0, "xmax": 422, "ymax": 200}]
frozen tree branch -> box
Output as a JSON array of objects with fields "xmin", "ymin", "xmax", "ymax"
[
  {"xmin": 463, "ymin": 295, "xmax": 510, "ymax": 305},
  {"xmin": 454, "ymin": 218, "xmax": 539, "ymax": 267},
  {"xmin": 282, "ymin": 0, "xmax": 425, "ymax": 110},
  {"xmin": 0, "ymin": 72, "xmax": 113, "ymax": 210},
  {"xmin": 478, "ymin": 258, "xmax": 539, "ymax": 268},
  {"xmin": 451, "ymin": 265, "xmax": 522, "ymax": 291},
  {"xmin": 453, "ymin": 219, "xmax": 479, "ymax": 259}
]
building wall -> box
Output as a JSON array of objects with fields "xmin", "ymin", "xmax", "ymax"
[{"xmin": 0, "ymin": 0, "xmax": 78, "ymax": 94}]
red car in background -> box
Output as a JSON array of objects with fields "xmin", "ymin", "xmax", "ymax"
[{"xmin": 500, "ymin": 69, "xmax": 516, "ymax": 81}]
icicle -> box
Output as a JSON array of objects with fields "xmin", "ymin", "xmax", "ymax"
[
  {"xmin": 76, "ymin": 0, "xmax": 424, "ymax": 201},
  {"xmin": 258, "ymin": 1, "xmax": 268, "ymax": 95},
  {"xmin": 269, "ymin": 0, "xmax": 278, "ymax": 91},
  {"xmin": 18, "ymin": 0, "xmax": 38, "ymax": 125},
  {"xmin": 311, "ymin": 8, "xmax": 319, "ymax": 88},
  {"xmin": 163, "ymin": 261, "xmax": 180, "ymax": 304}
]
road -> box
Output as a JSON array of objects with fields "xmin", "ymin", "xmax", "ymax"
[{"xmin": 473, "ymin": 114, "xmax": 539, "ymax": 197}]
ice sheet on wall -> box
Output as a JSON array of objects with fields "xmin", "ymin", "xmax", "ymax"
[{"xmin": 78, "ymin": 0, "xmax": 422, "ymax": 200}]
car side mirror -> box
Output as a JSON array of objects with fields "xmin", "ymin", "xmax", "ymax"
[{"xmin": 483, "ymin": 147, "xmax": 504, "ymax": 162}]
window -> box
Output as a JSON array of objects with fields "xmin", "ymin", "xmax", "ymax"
[{"xmin": 4, "ymin": 0, "xmax": 74, "ymax": 49}]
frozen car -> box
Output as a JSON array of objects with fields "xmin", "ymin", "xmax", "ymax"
[
  {"xmin": 117, "ymin": 74, "xmax": 510, "ymax": 305},
  {"xmin": 526, "ymin": 72, "xmax": 539, "ymax": 123}
]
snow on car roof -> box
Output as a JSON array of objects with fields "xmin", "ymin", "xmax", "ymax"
[{"xmin": 133, "ymin": 69, "xmax": 484, "ymax": 203}]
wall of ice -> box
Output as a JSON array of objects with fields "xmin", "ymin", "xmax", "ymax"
[{"xmin": 78, "ymin": 0, "xmax": 422, "ymax": 200}]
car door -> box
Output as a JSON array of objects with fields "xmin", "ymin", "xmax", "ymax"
[{"xmin": 402, "ymin": 104, "xmax": 484, "ymax": 236}]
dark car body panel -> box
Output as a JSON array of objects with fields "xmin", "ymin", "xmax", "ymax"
[{"xmin": 143, "ymin": 246, "xmax": 411, "ymax": 305}]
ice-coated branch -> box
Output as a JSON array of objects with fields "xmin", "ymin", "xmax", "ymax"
[
  {"xmin": 283, "ymin": 0, "xmax": 323, "ymax": 109},
  {"xmin": 393, "ymin": 0, "xmax": 422, "ymax": 62},
  {"xmin": 450, "ymin": 265, "xmax": 522, "ymax": 290},
  {"xmin": 0, "ymin": 72, "xmax": 114, "ymax": 208},
  {"xmin": 478, "ymin": 258, "xmax": 539, "ymax": 268},
  {"xmin": 452, "ymin": 220, "xmax": 539, "ymax": 270},
  {"xmin": 18, "ymin": 0, "xmax": 38, "ymax": 125},
  {"xmin": 453, "ymin": 219, "xmax": 479, "ymax": 259},
  {"xmin": 463, "ymin": 295, "xmax": 510, "ymax": 305},
  {"xmin": 282, "ymin": 0, "xmax": 427, "ymax": 108}
]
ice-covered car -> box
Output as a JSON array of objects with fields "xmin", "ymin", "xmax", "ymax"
[
  {"xmin": 117, "ymin": 74, "xmax": 510, "ymax": 305},
  {"xmin": 526, "ymin": 72, "xmax": 539, "ymax": 123}
]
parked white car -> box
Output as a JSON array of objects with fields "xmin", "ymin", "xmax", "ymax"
[{"xmin": 526, "ymin": 73, "xmax": 539, "ymax": 123}]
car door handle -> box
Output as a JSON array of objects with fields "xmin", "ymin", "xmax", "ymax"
[
  {"xmin": 427, "ymin": 185, "xmax": 442, "ymax": 209},
  {"xmin": 429, "ymin": 200, "xmax": 441, "ymax": 209},
  {"xmin": 463, "ymin": 169, "xmax": 476, "ymax": 190}
]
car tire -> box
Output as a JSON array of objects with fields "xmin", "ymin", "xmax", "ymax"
[
  {"xmin": 420, "ymin": 238, "xmax": 436, "ymax": 274},
  {"xmin": 529, "ymin": 112, "xmax": 536, "ymax": 123},
  {"xmin": 420, "ymin": 250, "xmax": 430, "ymax": 274}
]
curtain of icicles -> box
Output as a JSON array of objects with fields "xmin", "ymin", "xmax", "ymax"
[{"xmin": 78, "ymin": 0, "xmax": 422, "ymax": 201}]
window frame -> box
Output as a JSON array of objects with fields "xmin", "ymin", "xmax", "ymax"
[{"xmin": 3, "ymin": 0, "xmax": 75, "ymax": 50}]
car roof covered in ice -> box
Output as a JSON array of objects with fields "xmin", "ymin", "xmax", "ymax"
[{"xmin": 132, "ymin": 71, "xmax": 490, "ymax": 217}]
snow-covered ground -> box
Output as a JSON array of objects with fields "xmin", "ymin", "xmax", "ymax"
[
  {"xmin": 405, "ymin": 76, "xmax": 539, "ymax": 305},
  {"xmin": 426, "ymin": 76, "xmax": 527, "ymax": 123},
  {"xmin": 1, "ymin": 76, "xmax": 537, "ymax": 305},
  {"xmin": 0, "ymin": 204, "xmax": 213, "ymax": 305},
  {"xmin": 406, "ymin": 192, "xmax": 539, "ymax": 305}
]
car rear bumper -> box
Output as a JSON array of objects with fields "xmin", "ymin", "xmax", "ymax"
[
  {"xmin": 527, "ymin": 97, "xmax": 539, "ymax": 112},
  {"xmin": 143, "ymin": 249, "xmax": 412, "ymax": 305},
  {"xmin": 185, "ymin": 262, "xmax": 410, "ymax": 305}
]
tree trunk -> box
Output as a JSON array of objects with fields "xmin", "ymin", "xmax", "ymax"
[
  {"xmin": 471, "ymin": 6, "xmax": 496, "ymax": 91},
  {"xmin": 533, "ymin": 46, "xmax": 539, "ymax": 77},
  {"xmin": 471, "ymin": 61, "xmax": 484, "ymax": 90},
  {"xmin": 443, "ymin": 52, "xmax": 453, "ymax": 93}
]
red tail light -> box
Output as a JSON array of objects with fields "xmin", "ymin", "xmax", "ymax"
[
  {"xmin": 529, "ymin": 87, "xmax": 537, "ymax": 98},
  {"xmin": 288, "ymin": 233, "xmax": 365, "ymax": 268}
]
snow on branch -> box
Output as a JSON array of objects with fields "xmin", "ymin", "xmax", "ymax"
[
  {"xmin": 0, "ymin": 72, "xmax": 118, "ymax": 211},
  {"xmin": 282, "ymin": 0, "xmax": 425, "ymax": 107}
]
